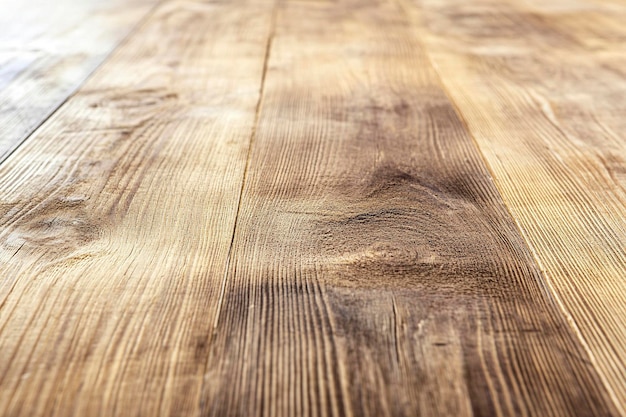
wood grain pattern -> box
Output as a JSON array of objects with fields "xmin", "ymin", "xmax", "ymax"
[
  {"xmin": 2, "ymin": 0, "xmax": 625, "ymax": 415},
  {"xmin": 200, "ymin": 0, "xmax": 619, "ymax": 416},
  {"xmin": 0, "ymin": 0, "xmax": 158, "ymax": 163},
  {"xmin": 0, "ymin": 1, "xmax": 273, "ymax": 416},
  {"xmin": 408, "ymin": 0, "xmax": 626, "ymax": 413}
]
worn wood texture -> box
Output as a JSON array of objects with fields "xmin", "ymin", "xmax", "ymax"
[
  {"xmin": 200, "ymin": 0, "xmax": 620, "ymax": 416},
  {"xmin": 0, "ymin": 0, "xmax": 158, "ymax": 163},
  {"xmin": 1, "ymin": 0, "xmax": 625, "ymax": 416},
  {"xmin": 0, "ymin": 1, "xmax": 273, "ymax": 416},
  {"xmin": 408, "ymin": 0, "xmax": 626, "ymax": 413}
]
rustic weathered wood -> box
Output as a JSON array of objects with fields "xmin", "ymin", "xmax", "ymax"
[
  {"xmin": 2, "ymin": 0, "xmax": 625, "ymax": 416},
  {"xmin": 0, "ymin": 1, "xmax": 273, "ymax": 416},
  {"xmin": 408, "ymin": 0, "xmax": 626, "ymax": 413},
  {"xmin": 200, "ymin": 0, "xmax": 620, "ymax": 416},
  {"xmin": 0, "ymin": 0, "xmax": 158, "ymax": 163}
]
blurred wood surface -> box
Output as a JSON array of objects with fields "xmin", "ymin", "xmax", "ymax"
[
  {"xmin": 0, "ymin": 0, "xmax": 624, "ymax": 416},
  {"xmin": 0, "ymin": 0, "xmax": 159, "ymax": 163}
]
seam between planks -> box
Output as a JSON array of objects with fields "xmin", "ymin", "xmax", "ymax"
[
  {"xmin": 393, "ymin": 0, "xmax": 626, "ymax": 414},
  {"xmin": 0, "ymin": 0, "xmax": 167, "ymax": 169},
  {"xmin": 210, "ymin": 0, "xmax": 279, "ymax": 333},
  {"xmin": 196, "ymin": 2, "xmax": 278, "ymax": 414}
]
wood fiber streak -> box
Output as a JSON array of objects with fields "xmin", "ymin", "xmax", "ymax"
[
  {"xmin": 0, "ymin": 0, "xmax": 158, "ymax": 163},
  {"xmin": 201, "ymin": 0, "xmax": 619, "ymax": 416},
  {"xmin": 0, "ymin": 1, "xmax": 273, "ymax": 416},
  {"xmin": 409, "ymin": 0, "xmax": 626, "ymax": 413}
]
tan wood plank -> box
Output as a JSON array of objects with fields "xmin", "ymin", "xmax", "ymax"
[
  {"xmin": 0, "ymin": 0, "xmax": 159, "ymax": 163},
  {"xmin": 407, "ymin": 0, "xmax": 626, "ymax": 413},
  {"xmin": 200, "ymin": 0, "xmax": 620, "ymax": 415},
  {"xmin": 0, "ymin": 1, "xmax": 274, "ymax": 416}
]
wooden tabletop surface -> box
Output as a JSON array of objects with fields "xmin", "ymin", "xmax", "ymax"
[{"xmin": 1, "ymin": 0, "xmax": 625, "ymax": 416}]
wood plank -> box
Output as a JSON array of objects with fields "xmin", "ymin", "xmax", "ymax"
[
  {"xmin": 407, "ymin": 0, "xmax": 626, "ymax": 413},
  {"xmin": 0, "ymin": 1, "xmax": 273, "ymax": 416},
  {"xmin": 0, "ymin": 0, "xmax": 158, "ymax": 163},
  {"xmin": 200, "ymin": 0, "xmax": 620, "ymax": 415}
]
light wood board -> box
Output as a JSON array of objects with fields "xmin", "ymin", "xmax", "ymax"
[
  {"xmin": 0, "ymin": 1, "xmax": 273, "ymax": 415},
  {"xmin": 408, "ymin": 0, "xmax": 626, "ymax": 412}
]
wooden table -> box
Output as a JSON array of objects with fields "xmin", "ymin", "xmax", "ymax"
[{"xmin": 1, "ymin": 0, "xmax": 625, "ymax": 415}]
